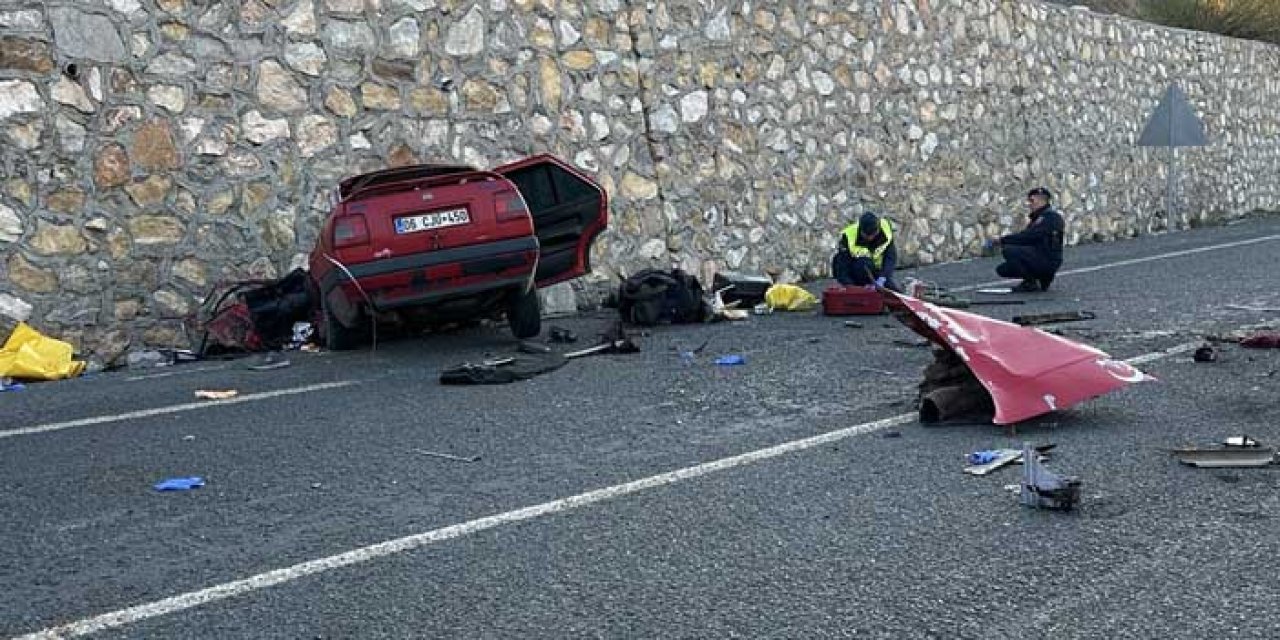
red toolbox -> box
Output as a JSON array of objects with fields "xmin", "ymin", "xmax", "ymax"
[{"xmin": 822, "ymin": 285, "xmax": 885, "ymax": 316}]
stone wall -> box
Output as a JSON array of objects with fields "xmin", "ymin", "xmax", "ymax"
[{"xmin": 1, "ymin": 0, "xmax": 1278, "ymax": 356}]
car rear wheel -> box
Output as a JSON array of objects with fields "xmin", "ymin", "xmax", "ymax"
[
  {"xmin": 507, "ymin": 287, "xmax": 541, "ymax": 339},
  {"xmin": 323, "ymin": 296, "xmax": 365, "ymax": 351}
]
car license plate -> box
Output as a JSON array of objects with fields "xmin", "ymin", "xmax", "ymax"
[{"xmin": 395, "ymin": 208, "xmax": 470, "ymax": 235}]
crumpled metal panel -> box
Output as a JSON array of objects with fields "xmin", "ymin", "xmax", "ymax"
[{"xmin": 884, "ymin": 290, "xmax": 1155, "ymax": 425}]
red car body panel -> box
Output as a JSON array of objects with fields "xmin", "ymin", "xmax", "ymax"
[{"xmin": 883, "ymin": 290, "xmax": 1155, "ymax": 425}]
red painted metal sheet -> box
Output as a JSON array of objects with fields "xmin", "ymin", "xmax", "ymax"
[{"xmin": 883, "ymin": 290, "xmax": 1154, "ymax": 425}]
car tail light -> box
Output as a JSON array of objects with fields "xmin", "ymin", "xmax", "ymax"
[
  {"xmin": 333, "ymin": 214, "xmax": 369, "ymax": 248},
  {"xmin": 495, "ymin": 190, "xmax": 528, "ymax": 222}
]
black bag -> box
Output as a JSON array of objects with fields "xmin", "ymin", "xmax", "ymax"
[{"xmin": 617, "ymin": 268, "xmax": 709, "ymax": 326}]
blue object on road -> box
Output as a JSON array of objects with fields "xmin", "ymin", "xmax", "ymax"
[
  {"xmin": 714, "ymin": 355, "xmax": 746, "ymax": 366},
  {"xmin": 154, "ymin": 477, "xmax": 205, "ymax": 492},
  {"xmin": 0, "ymin": 380, "xmax": 25, "ymax": 392},
  {"xmin": 966, "ymin": 450, "xmax": 1000, "ymax": 466}
]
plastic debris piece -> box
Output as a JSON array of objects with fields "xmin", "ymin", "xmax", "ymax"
[
  {"xmin": 0, "ymin": 378, "xmax": 25, "ymax": 392},
  {"xmin": 249, "ymin": 351, "xmax": 291, "ymax": 371},
  {"xmin": 194, "ymin": 390, "xmax": 238, "ymax": 400},
  {"xmin": 1240, "ymin": 331, "xmax": 1280, "ymax": 349},
  {"xmin": 714, "ymin": 355, "xmax": 746, "ymax": 366},
  {"xmin": 1193, "ymin": 344, "xmax": 1217, "ymax": 362},
  {"xmin": 412, "ymin": 448, "xmax": 481, "ymax": 463},
  {"xmin": 154, "ymin": 477, "xmax": 205, "ymax": 492},
  {"xmin": 967, "ymin": 450, "xmax": 1001, "ymax": 466},
  {"xmin": 1019, "ymin": 443, "xmax": 1082, "ymax": 510},
  {"xmin": 548, "ymin": 327, "xmax": 578, "ymax": 344}
]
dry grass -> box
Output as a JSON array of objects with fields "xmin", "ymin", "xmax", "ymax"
[
  {"xmin": 1045, "ymin": 0, "xmax": 1280, "ymax": 45},
  {"xmin": 1137, "ymin": 0, "xmax": 1280, "ymax": 44}
]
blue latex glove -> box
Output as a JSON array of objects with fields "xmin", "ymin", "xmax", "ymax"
[
  {"xmin": 966, "ymin": 450, "xmax": 1000, "ymax": 466},
  {"xmin": 874, "ymin": 277, "xmax": 887, "ymax": 288},
  {"xmin": 154, "ymin": 477, "xmax": 205, "ymax": 492}
]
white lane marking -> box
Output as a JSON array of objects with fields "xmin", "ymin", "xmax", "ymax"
[
  {"xmin": 12, "ymin": 345, "xmax": 1195, "ymax": 640},
  {"xmin": 952, "ymin": 233, "xmax": 1280, "ymax": 292},
  {"xmin": 0, "ymin": 382, "xmax": 356, "ymax": 441},
  {"xmin": 125, "ymin": 365, "xmax": 231, "ymax": 382}
]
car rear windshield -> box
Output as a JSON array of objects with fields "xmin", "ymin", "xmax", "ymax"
[{"xmin": 339, "ymin": 165, "xmax": 476, "ymax": 200}]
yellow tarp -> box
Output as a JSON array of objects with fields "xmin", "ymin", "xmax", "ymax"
[
  {"xmin": 764, "ymin": 284, "xmax": 819, "ymax": 312},
  {"xmin": 0, "ymin": 322, "xmax": 86, "ymax": 381}
]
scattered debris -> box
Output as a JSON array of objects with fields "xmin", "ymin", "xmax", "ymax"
[
  {"xmin": 441, "ymin": 322, "xmax": 639, "ymax": 385},
  {"xmin": 964, "ymin": 444, "xmax": 1056, "ymax": 475},
  {"xmin": 965, "ymin": 449, "xmax": 1022, "ymax": 475},
  {"xmin": 713, "ymin": 272, "xmax": 774, "ymax": 307},
  {"xmin": 931, "ymin": 295, "xmax": 1026, "ymax": 308},
  {"xmin": 1193, "ymin": 343, "xmax": 1218, "ymax": 363},
  {"xmin": 0, "ymin": 322, "xmax": 87, "ymax": 381},
  {"xmin": 187, "ymin": 269, "xmax": 314, "ymax": 357},
  {"xmin": 194, "ymin": 390, "xmax": 238, "ymax": 400},
  {"xmin": 287, "ymin": 322, "xmax": 314, "ymax": 350},
  {"xmin": 548, "ymin": 326, "xmax": 578, "ymax": 344},
  {"xmin": 714, "ymin": 355, "xmax": 746, "ymax": 366},
  {"xmin": 753, "ymin": 303, "xmax": 773, "ymax": 315},
  {"xmin": 1012, "ymin": 311, "xmax": 1098, "ymax": 327},
  {"xmin": 709, "ymin": 287, "xmax": 750, "ymax": 322},
  {"xmin": 154, "ymin": 476, "xmax": 205, "ymax": 492},
  {"xmin": 1171, "ymin": 435, "xmax": 1276, "ymax": 468},
  {"xmin": 1240, "ymin": 331, "xmax": 1280, "ymax": 349},
  {"xmin": 1019, "ymin": 443, "xmax": 1082, "ymax": 511},
  {"xmin": 1225, "ymin": 304, "xmax": 1280, "ymax": 313},
  {"xmin": 893, "ymin": 338, "xmax": 930, "ymax": 348},
  {"xmin": 249, "ymin": 351, "xmax": 292, "ymax": 371},
  {"xmin": 977, "ymin": 288, "xmax": 1014, "ymax": 295},
  {"xmin": 412, "ymin": 448, "xmax": 481, "ymax": 463},
  {"xmin": 300, "ymin": 344, "xmax": 322, "ymax": 353},
  {"xmin": 518, "ymin": 341, "xmax": 552, "ymax": 355},
  {"xmin": 0, "ymin": 378, "xmax": 24, "ymax": 392},
  {"xmin": 440, "ymin": 353, "xmax": 567, "ymax": 385}
]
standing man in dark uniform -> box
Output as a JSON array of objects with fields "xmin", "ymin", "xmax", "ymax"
[
  {"xmin": 832, "ymin": 211, "xmax": 899, "ymax": 291},
  {"xmin": 987, "ymin": 187, "xmax": 1066, "ymax": 292}
]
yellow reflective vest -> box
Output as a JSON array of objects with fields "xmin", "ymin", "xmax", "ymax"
[{"xmin": 841, "ymin": 218, "xmax": 895, "ymax": 269}]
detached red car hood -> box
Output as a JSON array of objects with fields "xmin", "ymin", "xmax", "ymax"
[{"xmin": 883, "ymin": 290, "xmax": 1154, "ymax": 425}]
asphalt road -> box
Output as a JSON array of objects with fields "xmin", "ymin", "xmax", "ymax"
[{"xmin": 4, "ymin": 216, "xmax": 1280, "ymax": 639}]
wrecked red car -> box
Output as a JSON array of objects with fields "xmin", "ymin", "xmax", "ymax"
[{"xmin": 309, "ymin": 155, "xmax": 608, "ymax": 349}]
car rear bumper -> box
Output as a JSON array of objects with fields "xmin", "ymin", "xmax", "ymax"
[{"xmin": 319, "ymin": 236, "xmax": 539, "ymax": 313}]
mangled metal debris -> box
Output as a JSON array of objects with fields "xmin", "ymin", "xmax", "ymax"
[
  {"xmin": 1019, "ymin": 444, "xmax": 1082, "ymax": 511},
  {"xmin": 884, "ymin": 289, "xmax": 1154, "ymax": 425},
  {"xmin": 1012, "ymin": 311, "xmax": 1097, "ymax": 327},
  {"xmin": 1171, "ymin": 436, "xmax": 1277, "ymax": 468}
]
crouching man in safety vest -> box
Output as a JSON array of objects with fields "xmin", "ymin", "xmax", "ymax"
[{"xmin": 832, "ymin": 212, "xmax": 899, "ymax": 291}]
